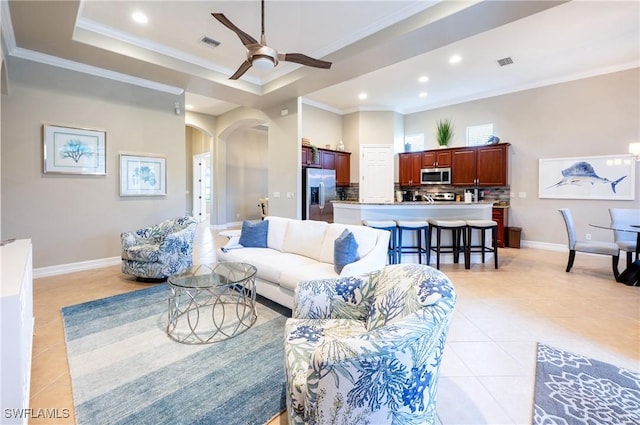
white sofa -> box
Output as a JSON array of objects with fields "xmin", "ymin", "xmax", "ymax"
[{"xmin": 217, "ymin": 216, "xmax": 390, "ymax": 309}]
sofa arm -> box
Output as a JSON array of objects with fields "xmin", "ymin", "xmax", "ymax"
[
  {"xmin": 306, "ymin": 311, "xmax": 454, "ymax": 422},
  {"xmin": 293, "ymin": 271, "xmax": 381, "ymax": 321},
  {"xmin": 340, "ymin": 230, "xmax": 390, "ymax": 277}
]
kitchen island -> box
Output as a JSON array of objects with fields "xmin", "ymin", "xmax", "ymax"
[
  {"xmin": 333, "ymin": 200, "xmax": 495, "ymax": 265},
  {"xmin": 333, "ymin": 200, "xmax": 493, "ymax": 225}
]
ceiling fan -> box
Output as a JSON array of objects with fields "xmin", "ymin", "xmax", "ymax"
[{"xmin": 212, "ymin": 0, "xmax": 332, "ymax": 80}]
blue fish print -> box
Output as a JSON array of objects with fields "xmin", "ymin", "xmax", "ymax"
[{"xmin": 548, "ymin": 161, "xmax": 626, "ymax": 193}]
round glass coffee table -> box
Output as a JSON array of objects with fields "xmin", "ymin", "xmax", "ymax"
[{"xmin": 167, "ymin": 262, "xmax": 257, "ymax": 344}]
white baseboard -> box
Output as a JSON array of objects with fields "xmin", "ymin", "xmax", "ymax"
[
  {"xmin": 520, "ymin": 240, "xmax": 566, "ymax": 252},
  {"xmin": 34, "ymin": 256, "xmax": 121, "ymax": 279}
]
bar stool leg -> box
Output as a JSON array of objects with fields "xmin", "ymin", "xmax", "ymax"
[
  {"xmin": 465, "ymin": 225, "xmax": 471, "ymax": 269},
  {"xmin": 493, "ymin": 226, "xmax": 498, "ymax": 269},
  {"xmin": 436, "ymin": 227, "xmax": 442, "ymax": 269},
  {"xmin": 397, "ymin": 227, "xmax": 403, "ymax": 264},
  {"xmin": 427, "ymin": 225, "xmax": 433, "ymax": 265}
]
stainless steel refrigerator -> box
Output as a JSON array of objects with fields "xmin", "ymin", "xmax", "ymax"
[{"xmin": 303, "ymin": 168, "xmax": 336, "ymax": 222}]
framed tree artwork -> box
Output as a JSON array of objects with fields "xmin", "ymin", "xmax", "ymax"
[
  {"xmin": 119, "ymin": 154, "xmax": 167, "ymax": 196},
  {"xmin": 43, "ymin": 124, "xmax": 106, "ymax": 175}
]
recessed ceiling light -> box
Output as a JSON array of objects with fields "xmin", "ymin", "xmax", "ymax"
[
  {"xmin": 185, "ymin": 104, "xmax": 194, "ymax": 110},
  {"xmin": 449, "ymin": 55, "xmax": 462, "ymax": 64},
  {"xmin": 358, "ymin": 92, "xmax": 368, "ymax": 100},
  {"xmin": 419, "ymin": 92, "xmax": 428, "ymax": 98},
  {"xmin": 132, "ymin": 11, "xmax": 148, "ymax": 24},
  {"xmin": 418, "ymin": 76, "xmax": 429, "ymax": 83}
]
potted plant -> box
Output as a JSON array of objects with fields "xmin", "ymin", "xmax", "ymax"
[
  {"xmin": 311, "ymin": 145, "xmax": 319, "ymax": 163},
  {"xmin": 436, "ymin": 118, "xmax": 454, "ymax": 147}
]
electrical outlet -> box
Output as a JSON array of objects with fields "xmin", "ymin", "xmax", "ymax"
[
  {"xmin": 586, "ymin": 233, "xmax": 592, "ymax": 240},
  {"xmin": 236, "ymin": 213, "xmax": 240, "ymax": 219}
]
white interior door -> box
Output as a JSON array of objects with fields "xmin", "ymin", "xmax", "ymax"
[
  {"xmin": 192, "ymin": 153, "xmax": 210, "ymax": 222},
  {"xmin": 360, "ymin": 144, "xmax": 394, "ymax": 203}
]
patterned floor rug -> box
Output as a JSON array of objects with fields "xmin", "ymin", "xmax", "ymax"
[
  {"xmin": 533, "ymin": 343, "xmax": 640, "ymax": 425},
  {"xmin": 62, "ymin": 284, "xmax": 291, "ymax": 425}
]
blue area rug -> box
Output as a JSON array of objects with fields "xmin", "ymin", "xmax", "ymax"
[
  {"xmin": 533, "ymin": 343, "xmax": 640, "ymax": 425},
  {"xmin": 62, "ymin": 284, "xmax": 291, "ymax": 425}
]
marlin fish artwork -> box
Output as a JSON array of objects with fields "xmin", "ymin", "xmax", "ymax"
[{"xmin": 547, "ymin": 161, "xmax": 627, "ymax": 193}]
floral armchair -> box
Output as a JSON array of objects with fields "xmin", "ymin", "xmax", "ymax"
[
  {"xmin": 284, "ymin": 263, "xmax": 456, "ymax": 425},
  {"xmin": 121, "ymin": 216, "xmax": 197, "ymax": 280}
]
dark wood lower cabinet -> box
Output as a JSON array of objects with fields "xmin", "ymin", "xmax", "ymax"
[{"xmin": 492, "ymin": 207, "xmax": 509, "ymax": 248}]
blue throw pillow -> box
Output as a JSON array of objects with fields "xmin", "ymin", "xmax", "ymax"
[
  {"xmin": 334, "ymin": 229, "xmax": 359, "ymax": 274},
  {"xmin": 239, "ymin": 220, "xmax": 269, "ymax": 248}
]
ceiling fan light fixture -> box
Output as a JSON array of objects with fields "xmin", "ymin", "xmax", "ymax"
[{"xmin": 252, "ymin": 56, "xmax": 276, "ymax": 70}]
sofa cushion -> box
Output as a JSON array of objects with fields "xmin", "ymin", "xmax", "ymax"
[
  {"xmin": 217, "ymin": 246, "xmax": 280, "ymax": 264},
  {"xmin": 334, "ymin": 229, "xmax": 359, "ymax": 273},
  {"xmin": 239, "ymin": 220, "xmax": 269, "ymax": 247},
  {"xmin": 279, "ymin": 262, "xmax": 338, "ymax": 292},
  {"xmin": 265, "ymin": 216, "xmax": 290, "ymax": 251},
  {"xmin": 251, "ymin": 253, "xmax": 319, "ymax": 284},
  {"xmin": 282, "ymin": 220, "xmax": 328, "ymax": 261}
]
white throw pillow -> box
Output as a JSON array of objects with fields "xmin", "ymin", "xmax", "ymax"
[
  {"xmin": 282, "ymin": 220, "xmax": 328, "ymax": 261},
  {"xmin": 265, "ymin": 216, "xmax": 290, "ymax": 251}
]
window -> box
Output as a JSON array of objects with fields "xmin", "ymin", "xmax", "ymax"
[
  {"xmin": 404, "ymin": 133, "xmax": 424, "ymax": 152},
  {"xmin": 466, "ymin": 123, "xmax": 493, "ymax": 146}
]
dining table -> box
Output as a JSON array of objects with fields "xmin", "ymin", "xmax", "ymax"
[{"xmin": 589, "ymin": 222, "xmax": 640, "ymax": 285}]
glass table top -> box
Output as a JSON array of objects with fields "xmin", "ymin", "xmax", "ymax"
[{"xmin": 168, "ymin": 262, "xmax": 257, "ymax": 289}]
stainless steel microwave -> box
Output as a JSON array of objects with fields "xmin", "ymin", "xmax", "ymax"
[{"xmin": 420, "ymin": 168, "xmax": 451, "ymax": 185}]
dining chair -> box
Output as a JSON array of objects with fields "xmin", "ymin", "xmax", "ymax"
[
  {"xmin": 558, "ymin": 208, "xmax": 620, "ymax": 280},
  {"xmin": 609, "ymin": 208, "xmax": 640, "ymax": 267}
]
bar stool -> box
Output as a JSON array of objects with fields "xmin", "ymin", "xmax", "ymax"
[
  {"xmin": 395, "ymin": 220, "xmax": 429, "ymax": 264},
  {"xmin": 427, "ymin": 219, "xmax": 468, "ymax": 269},
  {"xmin": 363, "ymin": 220, "xmax": 398, "ymax": 264},
  {"xmin": 465, "ymin": 219, "xmax": 499, "ymax": 269}
]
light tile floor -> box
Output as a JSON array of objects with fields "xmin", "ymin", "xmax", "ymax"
[{"xmin": 28, "ymin": 223, "xmax": 639, "ymax": 424}]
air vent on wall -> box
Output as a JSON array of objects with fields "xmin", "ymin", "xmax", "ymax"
[
  {"xmin": 497, "ymin": 57, "xmax": 514, "ymax": 67},
  {"xmin": 200, "ymin": 36, "xmax": 221, "ymax": 48}
]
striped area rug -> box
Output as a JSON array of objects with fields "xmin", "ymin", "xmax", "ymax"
[{"xmin": 62, "ymin": 284, "xmax": 291, "ymax": 425}]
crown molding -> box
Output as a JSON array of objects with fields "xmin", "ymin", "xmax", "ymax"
[{"xmin": 9, "ymin": 47, "xmax": 184, "ymax": 95}]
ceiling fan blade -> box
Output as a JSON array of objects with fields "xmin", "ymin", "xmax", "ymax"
[
  {"xmin": 229, "ymin": 60, "xmax": 252, "ymax": 80},
  {"xmin": 281, "ymin": 53, "xmax": 332, "ymax": 69},
  {"xmin": 211, "ymin": 13, "xmax": 258, "ymax": 47}
]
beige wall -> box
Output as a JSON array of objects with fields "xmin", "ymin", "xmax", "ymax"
[
  {"xmin": 263, "ymin": 99, "xmax": 301, "ymax": 219},
  {"xmin": 405, "ymin": 68, "xmax": 640, "ymax": 246},
  {"xmin": 1, "ymin": 59, "xmax": 186, "ymax": 268},
  {"xmin": 301, "ymin": 103, "xmax": 342, "ymax": 150},
  {"xmin": 226, "ymin": 126, "xmax": 268, "ymax": 222}
]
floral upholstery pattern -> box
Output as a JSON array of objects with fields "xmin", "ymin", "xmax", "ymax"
[
  {"xmin": 121, "ymin": 216, "xmax": 197, "ymax": 279},
  {"xmin": 284, "ymin": 264, "xmax": 457, "ymax": 425}
]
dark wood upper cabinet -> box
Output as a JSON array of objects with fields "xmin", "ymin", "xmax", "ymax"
[
  {"xmin": 451, "ymin": 143, "xmax": 509, "ymax": 186},
  {"xmin": 335, "ymin": 152, "xmax": 351, "ymax": 186},
  {"xmin": 399, "ymin": 152, "xmax": 422, "ymax": 187},
  {"xmin": 321, "ymin": 150, "xmax": 336, "ymax": 170},
  {"xmin": 422, "ymin": 149, "xmax": 452, "ymax": 168},
  {"xmin": 302, "ymin": 146, "xmax": 351, "ymax": 186},
  {"xmin": 301, "ymin": 146, "xmax": 321, "ymax": 168}
]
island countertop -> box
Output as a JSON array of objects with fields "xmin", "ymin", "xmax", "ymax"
[{"xmin": 333, "ymin": 200, "xmax": 494, "ymax": 225}]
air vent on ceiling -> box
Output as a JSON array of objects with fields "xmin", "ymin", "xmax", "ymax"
[
  {"xmin": 497, "ymin": 57, "xmax": 514, "ymax": 67},
  {"xmin": 200, "ymin": 36, "xmax": 221, "ymax": 48}
]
